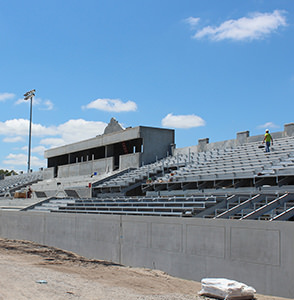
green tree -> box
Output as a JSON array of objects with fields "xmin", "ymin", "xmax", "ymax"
[{"xmin": 0, "ymin": 169, "xmax": 18, "ymax": 178}]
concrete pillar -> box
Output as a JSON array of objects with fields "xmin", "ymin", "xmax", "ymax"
[
  {"xmin": 170, "ymin": 143, "xmax": 176, "ymax": 156},
  {"xmin": 106, "ymin": 145, "xmax": 114, "ymax": 158},
  {"xmin": 198, "ymin": 138, "xmax": 209, "ymax": 152},
  {"xmin": 237, "ymin": 131, "xmax": 249, "ymax": 145},
  {"xmin": 284, "ymin": 123, "xmax": 294, "ymax": 137}
]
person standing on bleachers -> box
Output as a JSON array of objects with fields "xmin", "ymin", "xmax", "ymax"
[{"xmin": 263, "ymin": 129, "xmax": 273, "ymax": 152}]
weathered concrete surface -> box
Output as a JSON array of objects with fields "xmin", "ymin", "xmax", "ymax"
[{"xmin": 0, "ymin": 211, "xmax": 293, "ymax": 298}]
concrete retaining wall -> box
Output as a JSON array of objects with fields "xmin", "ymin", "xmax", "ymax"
[{"xmin": 0, "ymin": 211, "xmax": 293, "ymax": 298}]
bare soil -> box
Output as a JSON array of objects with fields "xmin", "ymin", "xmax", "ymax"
[{"xmin": 0, "ymin": 238, "xmax": 290, "ymax": 300}]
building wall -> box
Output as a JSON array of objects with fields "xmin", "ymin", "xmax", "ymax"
[
  {"xmin": 0, "ymin": 211, "xmax": 293, "ymax": 298},
  {"xmin": 140, "ymin": 127, "xmax": 175, "ymax": 165},
  {"xmin": 57, "ymin": 157, "xmax": 114, "ymax": 178}
]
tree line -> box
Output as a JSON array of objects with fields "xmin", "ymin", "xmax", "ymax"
[{"xmin": 0, "ymin": 169, "xmax": 18, "ymax": 179}]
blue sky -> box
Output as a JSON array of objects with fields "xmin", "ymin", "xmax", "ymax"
[{"xmin": 1, "ymin": 0, "xmax": 294, "ymax": 172}]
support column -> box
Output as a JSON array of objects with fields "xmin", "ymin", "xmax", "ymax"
[
  {"xmin": 198, "ymin": 138, "xmax": 209, "ymax": 152},
  {"xmin": 284, "ymin": 123, "xmax": 294, "ymax": 137},
  {"xmin": 236, "ymin": 131, "xmax": 249, "ymax": 145}
]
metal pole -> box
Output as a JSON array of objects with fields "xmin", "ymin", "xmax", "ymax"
[
  {"xmin": 27, "ymin": 95, "xmax": 33, "ymax": 173},
  {"xmin": 24, "ymin": 89, "xmax": 35, "ymax": 173}
]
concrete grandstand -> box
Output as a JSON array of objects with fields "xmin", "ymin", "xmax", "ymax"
[
  {"xmin": 27, "ymin": 122, "xmax": 294, "ymax": 221},
  {"xmin": 1, "ymin": 119, "xmax": 294, "ymax": 221},
  {"xmin": 2, "ymin": 120, "xmax": 294, "ymax": 298}
]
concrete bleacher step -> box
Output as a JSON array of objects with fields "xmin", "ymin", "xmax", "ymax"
[
  {"xmin": 27, "ymin": 198, "xmax": 76, "ymax": 212},
  {"xmin": 36, "ymin": 194, "xmax": 220, "ymax": 217},
  {"xmin": 52, "ymin": 208, "xmax": 184, "ymax": 217},
  {"xmin": 33, "ymin": 189, "xmax": 294, "ymax": 220}
]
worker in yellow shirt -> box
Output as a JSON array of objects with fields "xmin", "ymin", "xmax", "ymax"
[{"xmin": 263, "ymin": 129, "xmax": 273, "ymax": 152}]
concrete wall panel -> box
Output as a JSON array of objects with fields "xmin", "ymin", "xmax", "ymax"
[
  {"xmin": 230, "ymin": 227, "xmax": 280, "ymax": 266},
  {"xmin": 74, "ymin": 215, "xmax": 120, "ymax": 261},
  {"xmin": 140, "ymin": 127, "xmax": 174, "ymax": 165},
  {"xmin": 0, "ymin": 211, "xmax": 45, "ymax": 243},
  {"xmin": 0, "ymin": 212, "xmax": 294, "ymax": 298},
  {"xmin": 58, "ymin": 157, "xmax": 114, "ymax": 178},
  {"xmin": 151, "ymin": 222, "xmax": 182, "ymax": 252},
  {"xmin": 186, "ymin": 224, "xmax": 225, "ymax": 258},
  {"xmin": 122, "ymin": 220, "xmax": 149, "ymax": 247},
  {"xmin": 79, "ymin": 162, "xmax": 92, "ymax": 176},
  {"xmin": 120, "ymin": 153, "xmax": 141, "ymax": 170},
  {"xmin": 43, "ymin": 213, "xmax": 77, "ymax": 252}
]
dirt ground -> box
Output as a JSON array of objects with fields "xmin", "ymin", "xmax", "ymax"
[{"xmin": 0, "ymin": 238, "xmax": 291, "ymax": 300}]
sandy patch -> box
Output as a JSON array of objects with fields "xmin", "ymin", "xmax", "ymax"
[{"xmin": 0, "ymin": 238, "xmax": 290, "ymax": 300}]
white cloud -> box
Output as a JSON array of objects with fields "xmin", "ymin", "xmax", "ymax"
[
  {"xmin": 40, "ymin": 100, "xmax": 54, "ymax": 110},
  {"xmin": 39, "ymin": 138, "xmax": 66, "ymax": 148},
  {"xmin": 0, "ymin": 118, "xmax": 107, "ymax": 149},
  {"xmin": 3, "ymin": 153, "xmax": 45, "ymax": 168},
  {"xmin": 162, "ymin": 113, "xmax": 205, "ymax": 129},
  {"xmin": 0, "ymin": 119, "xmax": 58, "ymax": 137},
  {"xmin": 258, "ymin": 122, "xmax": 279, "ymax": 129},
  {"xmin": 56, "ymin": 119, "xmax": 107, "ymax": 145},
  {"xmin": 193, "ymin": 10, "xmax": 287, "ymax": 41},
  {"xmin": 15, "ymin": 97, "xmax": 54, "ymax": 110},
  {"xmin": 83, "ymin": 98, "xmax": 137, "ymax": 112},
  {"xmin": 185, "ymin": 17, "xmax": 200, "ymax": 29},
  {"xmin": 32, "ymin": 145, "xmax": 48, "ymax": 156},
  {"xmin": 40, "ymin": 119, "xmax": 107, "ymax": 147},
  {"xmin": 0, "ymin": 118, "xmax": 108, "ymax": 171},
  {"xmin": 0, "ymin": 92, "xmax": 15, "ymax": 102},
  {"xmin": 3, "ymin": 136, "xmax": 24, "ymax": 143},
  {"xmin": 15, "ymin": 98, "xmax": 25, "ymax": 105}
]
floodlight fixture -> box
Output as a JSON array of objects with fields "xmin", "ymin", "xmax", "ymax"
[
  {"xmin": 24, "ymin": 89, "xmax": 35, "ymax": 100},
  {"xmin": 24, "ymin": 89, "xmax": 36, "ymax": 173}
]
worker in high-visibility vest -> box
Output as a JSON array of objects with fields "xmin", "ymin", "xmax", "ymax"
[{"xmin": 263, "ymin": 129, "xmax": 273, "ymax": 152}]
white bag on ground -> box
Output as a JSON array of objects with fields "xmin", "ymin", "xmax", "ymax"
[{"xmin": 198, "ymin": 278, "xmax": 256, "ymax": 300}]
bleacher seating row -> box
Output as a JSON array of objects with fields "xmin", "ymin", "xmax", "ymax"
[
  {"xmin": 0, "ymin": 171, "xmax": 44, "ymax": 196},
  {"xmin": 25, "ymin": 192, "xmax": 294, "ymax": 221},
  {"xmin": 14, "ymin": 134, "xmax": 294, "ymax": 221},
  {"xmin": 89, "ymin": 137, "xmax": 294, "ymax": 196},
  {"xmin": 141, "ymin": 136, "xmax": 294, "ymax": 194}
]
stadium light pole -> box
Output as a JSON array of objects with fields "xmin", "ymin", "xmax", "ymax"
[{"xmin": 24, "ymin": 89, "xmax": 36, "ymax": 173}]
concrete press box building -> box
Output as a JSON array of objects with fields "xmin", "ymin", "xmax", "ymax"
[{"xmin": 44, "ymin": 118, "xmax": 175, "ymax": 178}]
